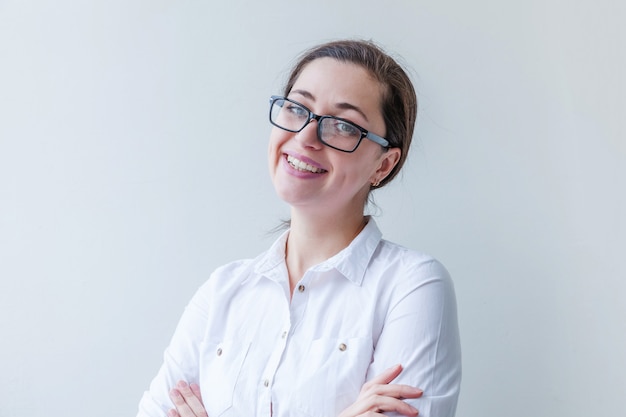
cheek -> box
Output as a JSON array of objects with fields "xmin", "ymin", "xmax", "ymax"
[
  {"xmin": 268, "ymin": 128, "xmax": 289, "ymax": 154},
  {"xmin": 330, "ymin": 158, "xmax": 373, "ymax": 190},
  {"xmin": 268, "ymin": 129, "xmax": 289, "ymax": 173},
  {"xmin": 267, "ymin": 130, "xmax": 279, "ymax": 157}
]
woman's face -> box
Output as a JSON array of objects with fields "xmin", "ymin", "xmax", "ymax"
[{"xmin": 268, "ymin": 58, "xmax": 400, "ymax": 215}]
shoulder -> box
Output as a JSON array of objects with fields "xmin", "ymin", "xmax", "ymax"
[
  {"xmin": 194, "ymin": 257, "xmax": 257, "ymax": 298},
  {"xmin": 375, "ymin": 239, "xmax": 451, "ymax": 281},
  {"xmin": 369, "ymin": 241, "xmax": 459, "ymax": 331},
  {"xmin": 193, "ymin": 230, "xmax": 287, "ymax": 298},
  {"xmin": 366, "ymin": 239, "xmax": 456, "ymax": 302},
  {"xmin": 210, "ymin": 258, "xmax": 256, "ymax": 279}
]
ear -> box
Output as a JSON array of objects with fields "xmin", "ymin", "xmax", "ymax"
[{"xmin": 372, "ymin": 148, "xmax": 401, "ymax": 183}]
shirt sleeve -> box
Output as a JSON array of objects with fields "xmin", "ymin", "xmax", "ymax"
[
  {"xmin": 367, "ymin": 258, "xmax": 462, "ymax": 417},
  {"xmin": 136, "ymin": 280, "xmax": 212, "ymax": 417}
]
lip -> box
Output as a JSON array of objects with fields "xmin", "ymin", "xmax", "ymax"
[
  {"xmin": 281, "ymin": 151, "xmax": 327, "ymax": 178},
  {"xmin": 286, "ymin": 151, "xmax": 326, "ymax": 170}
]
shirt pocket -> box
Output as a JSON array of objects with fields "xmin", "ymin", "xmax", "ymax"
[
  {"xmin": 292, "ymin": 336, "xmax": 373, "ymax": 417},
  {"xmin": 198, "ymin": 339, "xmax": 251, "ymax": 417}
]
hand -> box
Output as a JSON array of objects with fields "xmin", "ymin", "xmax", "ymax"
[
  {"xmin": 338, "ymin": 364, "xmax": 423, "ymax": 417},
  {"xmin": 168, "ymin": 380, "xmax": 208, "ymax": 417}
]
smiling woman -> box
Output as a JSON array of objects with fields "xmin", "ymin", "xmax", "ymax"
[
  {"xmin": 136, "ymin": 40, "xmax": 461, "ymax": 417},
  {"xmin": 268, "ymin": 57, "xmax": 399, "ymax": 218}
]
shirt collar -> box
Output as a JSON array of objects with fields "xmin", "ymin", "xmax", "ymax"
[
  {"xmin": 252, "ymin": 227, "xmax": 289, "ymax": 283},
  {"xmin": 254, "ymin": 217, "xmax": 383, "ymax": 287}
]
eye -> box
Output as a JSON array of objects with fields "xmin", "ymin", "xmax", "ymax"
[
  {"xmin": 285, "ymin": 103, "xmax": 308, "ymax": 119},
  {"xmin": 333, "ymin": 120, "xmax": 360, "ymax": 138}
]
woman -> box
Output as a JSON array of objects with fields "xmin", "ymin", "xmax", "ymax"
[{"xmin": 137, "ymin": 40, "xmax": 461, "ymax": 417}]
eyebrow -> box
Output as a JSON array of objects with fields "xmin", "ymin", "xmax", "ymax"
[{"xmin": 291, "ymin": 89, "xmax": 370, "ymax": 122}]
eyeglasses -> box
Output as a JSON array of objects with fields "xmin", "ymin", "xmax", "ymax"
[{"xmin": 269, "ymin": 95, "xmax": 390, "ymax": 153}]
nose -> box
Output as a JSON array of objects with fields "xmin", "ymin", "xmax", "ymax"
[{"xmin": 294, "ymin": 119, "xmax": 323, "ymax": 150}]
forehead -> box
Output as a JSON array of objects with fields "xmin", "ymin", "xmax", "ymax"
[{"xmin": 291, "ymin": 58, "xmax": 385, "ymax": 113}]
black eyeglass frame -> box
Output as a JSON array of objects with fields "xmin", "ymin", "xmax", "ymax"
[{"xmin": 269, "ymin": 95, "xmax": 390, "ymax": 153}]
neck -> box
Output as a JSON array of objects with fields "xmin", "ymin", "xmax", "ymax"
[{"xmin": 285, "ymin": 207, "xmax": 367, "ymax": 294}]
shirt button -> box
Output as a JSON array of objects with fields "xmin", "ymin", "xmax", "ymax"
[
  {"xmin": 263, "ymin": 379, "xmax": 270, "ymax": 387},
  {"xmin": 298, "ymin": 284, "xmax": 305, "ymax": 292},
  {"xmin": 338, "ymin": 343, "xmax": 347, "ymax": 351},
  {"xmin": 216, "ymin": 347, "xmax": 223, "ymax": 356},
  {"xmin": 281, "ymin": 331, "xmax": 288, "ymax": 339}
]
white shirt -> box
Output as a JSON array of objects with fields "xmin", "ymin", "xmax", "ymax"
[{"xmin": 137, "ymin": 219, "xmax": 461, "ymax": 417}]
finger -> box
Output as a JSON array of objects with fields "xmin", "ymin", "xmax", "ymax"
[
  {"xmin": 176, "ymin": 381, "xmax": 208, "ymax": 417},
  {"xmin": 168, "ymin": 409, "xmax": 180, "ymax": 417},
  {"xmin": 366, "ymin": 395, "xmax": 419, "ymax": 417},
  {"xmin": 189, "ymin": 383, "xmax": 203, "ymax": 404},
  {"xmin": 340, "ymin": 389, "xmax": 420, "ymax": 417},
  {"xmin": 371, "ymin": 383, "xmax": 423, "ymax": 399},
  {"xmin": 169, "ymin": 388, "xmax": 195, "ymax": 417},
  {"xmin": 367, "ymin": 364, "xmax": 404, "ymax": 385}
]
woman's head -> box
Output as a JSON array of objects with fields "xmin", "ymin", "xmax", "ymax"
[{"xmin": 283, "ymin": 39, "xmax": 417, "ymax": 189}]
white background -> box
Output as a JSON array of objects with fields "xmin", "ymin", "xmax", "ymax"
[{"xmin": 1, "ymin": 1, "xmax": 624, "ymax": 416}]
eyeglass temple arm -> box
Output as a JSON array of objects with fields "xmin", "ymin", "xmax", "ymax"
[{"xmin": 366, "ymin": 132, "xmax": 390, "ymax": 148}]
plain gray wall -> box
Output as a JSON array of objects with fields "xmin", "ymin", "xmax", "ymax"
[{"xmin": 1, "ymin": 1, "xmax": 624, "ymax": 416}]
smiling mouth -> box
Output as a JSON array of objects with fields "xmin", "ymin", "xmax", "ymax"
[{"xmin": 286, "ymin": 155, "xmax": 327, "ymax": 174}]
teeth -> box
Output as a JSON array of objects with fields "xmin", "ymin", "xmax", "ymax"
[{"xmin": 287, "ymin": 155, "xmax": 325, "ymax": 173}]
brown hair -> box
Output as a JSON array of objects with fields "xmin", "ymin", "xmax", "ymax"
[{"xmin": 283, "ymin": 39, "xmax": 417, "ymax": 188}]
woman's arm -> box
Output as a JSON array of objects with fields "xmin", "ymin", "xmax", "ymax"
[
  {"xmin": 168, "ymin": 366, "xmax": 421, "ymax": 417},
  {"xmin": 365, "ymin": 260, "xmax": 462, "ymax": 417},
  {"xmin": 137, "ymin": 282, "xmax": 212, "ymax": 417}
]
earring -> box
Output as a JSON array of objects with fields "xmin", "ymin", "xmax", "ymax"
[{"xmin": 371, "ymin": 179, "xmax": 381, "ymax": 187}]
